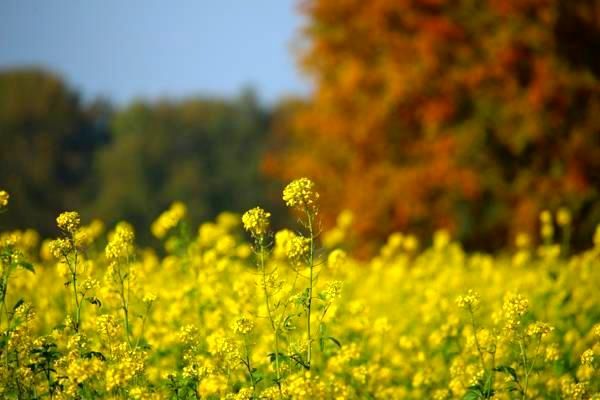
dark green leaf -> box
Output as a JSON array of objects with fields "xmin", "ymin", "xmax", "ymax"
[
  {"xmin": 12, "ymin": 298, "xmax": 24, "ymax": 311},
  {"xmin": 17, "ymin": 261, "xmax": 35, "ymax": 273},
  {"xmin": 494, "ymin": 365, "xmax": 519, "ymax": 382},
  {"xmin": 462, "ymin": 390, "xmax": 483, "ymax": 400}
]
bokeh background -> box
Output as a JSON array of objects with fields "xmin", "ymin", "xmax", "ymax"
[{"xmin": 1, "ymin": 0, "xmax": 599, "ymax": 254}]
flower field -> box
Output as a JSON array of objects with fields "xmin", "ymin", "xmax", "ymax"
[{"xmin": 0, "ymin": 181, "xmax": 598, "ymax": 399}]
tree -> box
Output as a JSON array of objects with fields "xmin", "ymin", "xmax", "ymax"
[
  {"xmin": 0, "ymin": 69, "xmax": 107, "ymax": 235},
  {"xmin": 91, "ymin": 90, "xmax": 274, "ymax": 243},
  {"xmin": 264, "ymin": 0, "xmax": 600, "ymax": 254}
]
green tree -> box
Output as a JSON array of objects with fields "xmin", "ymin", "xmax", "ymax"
[
  {"xmin": 91, "ymin": 89, "xmax": 274, "ymax": 243},
  {"xmin": 0, "ymin": 69, "xmax": 108, "ymax": 235}
]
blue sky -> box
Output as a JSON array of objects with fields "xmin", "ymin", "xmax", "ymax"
[{"xmin": 0, "ymin": 0, "xmax": 310, "ymax": 104}]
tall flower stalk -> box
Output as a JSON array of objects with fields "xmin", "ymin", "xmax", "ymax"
[
  {"xmin": 241, "ymin": 207, "xmax": 283, "ymax": 391},
  {"xmin": 283, "ymin": 177, "xmax": 320, "ymax": 370},
  {"xmin": 50, "ymin": 211, "xmax": 85, "ymax": 332},
  {"xmin": 105, "ymin": 222, "xmax": 136, "ymax": 347}
]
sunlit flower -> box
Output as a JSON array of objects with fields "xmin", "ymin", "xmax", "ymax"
[
  {"xmin": 242, "ymin": 206, "xmax": 271, "ymax": 238},
  {"xmin": 456, "ymin": 289, "xmax": 480, "ymax": 310},
  {"xmin": 282, "ymin": 177, "xmax": 319, "ymax": 211},
  {"xmin": 0, "ymin": 190, "xmax": 9, "ymax": 207},
  {"xmin": 56, "ymin": 211, "xmax": 81, "ymax": 234}
]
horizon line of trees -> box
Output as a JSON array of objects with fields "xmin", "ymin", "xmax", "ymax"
[
  {"xmin": 2, "ymin": 0, "xmax": 600, "ymax": 257},
  {"xmin": 0, "ymin": 68, "xmax": 287, "ymax": 245}
]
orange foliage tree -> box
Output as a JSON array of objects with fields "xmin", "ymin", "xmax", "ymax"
[{"xmin": 264, "ymin": 0, "xmax": 600, "ymax": 254}]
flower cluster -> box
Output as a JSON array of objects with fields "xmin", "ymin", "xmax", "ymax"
[
  {"xmin": 105, "ymin": 222, "xmax": 135, "ymax": 260},
  {"xmin": 151, "ymin": 201, "xmax": 186, "ymax": 239},
  {"xmin": 282, "ymin": 231, "xmax": 310, "ymax": 262},
  {"xmin": 456, "ymin": 289, "xmax": 481, "ymax": 310},
  {"xmin": 232, "ymin": 316, "xmax": 255, "ymax": 335},
  {"xmin": 282, "ymin": 177, "xmax": 320, "ymax": 211},
  {"xmin": 527, "ymin": 321, "xmax": 554, "ymax": 337},
  {"xmin": 321, "ymin": 280, "xmax": 343, "ymax": 301},
  {"xmin": 56, "ymin": 211, "xmax": 81, "ymax": 234},
  {"xmin": 503, "ymin": 292, "xmax": 529, "ymax": 331},
  {"xmin": 581, "ymin": 349, "xmax": 594, "ymax": 368},
  {"xmin": 241, "ymin": 206, "xmax": 271, "ymax": 238}
]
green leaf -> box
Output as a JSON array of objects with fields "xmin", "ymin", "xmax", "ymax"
[
  {"xmin": 267, "ymin": 352, "xmax": 289, "ymax": 363},
  {"xmin": 507, "ymin": 384, "xmax": 521, "ymax": 393},
  {"xmin": 251, "ymin": 369, "xmax": 263, "ymax": 384},
  {"xmin": 494, "ymin": 365, "xmax": 519, "ymax": 382},
  {"xmin": 12, "ymin": 298, "xmax": 24, "ymax": 311},
  {"xmin": 283, "ymin": 315, "xmax": 296, "ymax": 331},
  {"xmin": 463, "ymin": 384, "xmax": 484, "ymax": 400},
  {"xmin": 17, "ymin": 261, "xmax": 35, "ymax": 273},
  {"xmin": 462, "ymin": 389, "xmax": 483, "ymax": 400}
]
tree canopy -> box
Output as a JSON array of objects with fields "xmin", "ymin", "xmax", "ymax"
[{"xmin": 264, "ymin": 0, "xmax": 600, "ymax": 254}]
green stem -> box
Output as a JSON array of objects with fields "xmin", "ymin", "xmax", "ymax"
[
  {"xmin": 135, "ymin": 304, "xmax": 152, "ymax": 349},
  {"xmin": 522, "ymin": 337, "xmax": 542, "ymax": 399},
  {"xmin": 243, "ymin": 336, "xmax": 256, "ymax": 391},
  {"xmin": 118, "ymin": 267, "xmax": 131, "ymax": 347},
  {"xmin": 519, "ymin": 338, "xmax": 529, "ymax": 400},
  {"xmin": 469, "ymin": 308, "xmax": 486, "ymax": 372},
  {"xmin": 258, "ymin": 240, "xmax": 281, "ymax": 395},
  {"xmin": 306, "ymin": 210, "xmax": 315, "ymax": 369}
]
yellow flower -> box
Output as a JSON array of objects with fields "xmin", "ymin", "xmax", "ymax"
[
  {"xmin": 49, "ymin": 237, "xmax": 71, "ymax": 258},
  {"xmin": 540, "ymin": 210, "xmax": 552, "ymax": 224},
  {"xmin": 545, "ymin": 344, "xmax": 560, "ymax": 362},
  {"xmin": 0, "ymin": 190, "xmax": 9, "ymax": 207},
  {"xmin": 527, "ymin": 321, "xmax": 554, "ymax": 338},
  {"xmin": 56, "ymin": 211, "xmax": 81, "ymax": 234},
  {"xmin": 321, "ymin": 280, "xmax": 343, "ymax": 301},
  {"xmin": 105, "ymin": 222, "xmax": 135, "ymax": 260},
  {"xmin": 557, "ymin": 208, "xmax": 572, "ymax": 226},
  {"xmin": 143, "ymin": 292, "xmax": 157, "ymax": 305},
  {"xmin": 456, "ymin": 289, "xmax": 481, "ymax": 310},
  {"xmin": 276, "ymin": 231, "xmax": 309, "ymax": 262},
  {"xmin": 232, "ymin": 316, "xmax": 255, "ymax": 335},
  {"xmin": 328, "ymin": 249, "xmax": 347, "ymax": 269},
  {"xmin": 581, "ymin": 349, "xmax": 594, "ymax": 368},
  {"xmin": 282, "ymin": 177, "xmax": 319, "ymax": 211},
  {"xmin": 151, "ymin": 201, "xmax": 186, "ymax": 239},
  {"xmin": 242, "ymin": 206, "xmax": 271, "ymax": 238},
  {"xmin": 503, "ymin": 292, "xmax": 529, "ymax": 331}
]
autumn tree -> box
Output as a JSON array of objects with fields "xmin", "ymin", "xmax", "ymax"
[{"xmin": 265, "ymin": 0, "xmax": 600, "ymax": 254}]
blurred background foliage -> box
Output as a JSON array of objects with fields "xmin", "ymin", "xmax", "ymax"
[
  {"xmin": 265, "ymin": 0, "xmax": 600, "ymax": 255},
  {"xmin": 1, "ymin": 0, "xmax": 600, "ymax": 254},
  {"xmin": 0, "ymin": 69, "xmax": 277, "ymax": 244}
]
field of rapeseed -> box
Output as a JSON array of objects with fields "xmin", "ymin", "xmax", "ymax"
[{"xmin": 0, "ymin": 180, "xmax": 598, "ymax": 399}]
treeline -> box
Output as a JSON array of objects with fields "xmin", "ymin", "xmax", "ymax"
[
  {"xmin": 2, "ymin": 0, "xmax": 600, "ymax": 254},
  {"xmin": 0, "ymin": 69, "xmax": 281, "ymax": 244}
]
